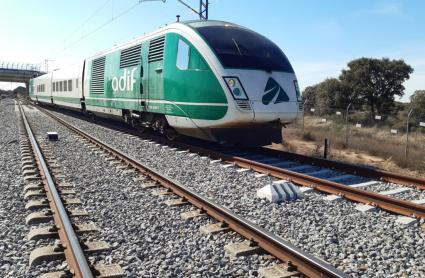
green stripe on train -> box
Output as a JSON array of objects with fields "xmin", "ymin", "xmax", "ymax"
[
  {"xmin": 85, "ymin": 97, "xmax": 227, "ymax": 120},
  {"xmin": 37, "ymin": 95, "xmax": 51, "ymax": 100},
  {"xmin": 52, "ymin": 96, "xmax": 81, "ymax": 104}
]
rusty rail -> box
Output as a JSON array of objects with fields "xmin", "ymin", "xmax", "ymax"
[
  {"xmin": 19, "ymin": 103, "xmax": 93, "ymax": 278},
  {"xmin": 39, "ymin": 102, "xmax": 347, "ymax": 278},
  {"xmin": 37, "ymin": 105, "xmax": 425, "ymax": 219},
  {"xmin": 178, "ymin": 144, "xmax": 425, "ymax": 219}
]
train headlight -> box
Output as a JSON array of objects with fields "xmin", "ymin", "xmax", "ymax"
[{"xmin": 224, "ymin": 77, "xmax": 248, "ymax": 100}]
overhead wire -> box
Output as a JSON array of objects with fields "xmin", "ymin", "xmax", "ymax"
[
  {"xmin": 53, "ymin": 0, "xmax": 209, "ymax": 62},
  {"xmin": 63, "ymin": 0, "xmax": 113, "ymax": 46},
  {"xmin": 55, "ymin": 0, "xmax": 142, "ymax": 58}
]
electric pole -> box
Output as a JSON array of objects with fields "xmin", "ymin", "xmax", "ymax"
[
  {"xmin": 141, "ymin": 0, "xmax": 209, "ymax": 20},
  {"xmin": 177, "ymin": 0, "xmax": 209, "ymax": 20},
  {"xmin": 345, "ymin": 103, "xmax": 352, "ymax": 147},
  {"xmin": 405, "ymin": 108, "xmax": 413, "ymax": 158},
  {"xmin": 44, "ymin": 59, "xmax": 54, "ymax": 72}
]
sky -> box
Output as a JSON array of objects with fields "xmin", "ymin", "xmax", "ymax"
[{"xmin": 0, "ymin": 0, "xmax": 424, "ymax": 101}]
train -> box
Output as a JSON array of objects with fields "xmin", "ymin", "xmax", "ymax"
[{"xmin": 30, "ymin": 20, "xmax": 302, "ymax": 146}]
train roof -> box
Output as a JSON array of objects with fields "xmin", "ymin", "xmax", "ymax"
[
  {"xmin": 183, "ymin": 20, "xmax": 244, "ymax": 29},
  {"xmin": 87, "ymin": 20, "xmax": 245, "ymax": 60}
]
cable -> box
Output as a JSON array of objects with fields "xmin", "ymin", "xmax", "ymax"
[
  {"xmin": 53, "ymin": 0, "xmax": 211, "ymax": 61},
  {"xmin": 55, "ymin": 1, "xmax": 142, "ymax": 57},
  {"xmin": 63, "ymin": 0, "xmax": 113, "ymax": 45}
]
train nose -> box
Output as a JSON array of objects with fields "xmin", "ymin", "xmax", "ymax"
[
  {"xmin": 223, "ymin": 71, "xmax": 301, "ymax": 123},
  {"xmin": 248, "ymin": 76, "xmax": 300, "ymax": 123}
]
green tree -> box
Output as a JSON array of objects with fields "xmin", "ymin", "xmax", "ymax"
[
  {"xmin": 302, "ymin": 85, "xmax": 317, "ymax": 112},
  {"xmin": 340, "ymin": 58, "xmax": 413, "ymax": 120},
  {"xmin": 302, "ymin": 78, "xmax": 354, "ymax": 115},
  {"xmin": 410, "ymin": 90, "xmax": 425, "ymax": 120}
]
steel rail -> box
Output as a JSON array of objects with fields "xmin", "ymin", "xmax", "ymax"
[
  {"xmin": 179, "ymin": 144, "xmax": 425, "ymax": 219},
  {"xmin": 36, "ymin": 106, "xmax": 425, "ymax": 219},
  {"xmin": 19, "ymin": 103, "xmax": 93, "ymax": 278},
  {"xmin": 257, "ymin": 147, "xmax": 425, "ymax": 190},
  {"xmin": 39, "ymin": 104, "xmax": 347, "ymax": 278}
]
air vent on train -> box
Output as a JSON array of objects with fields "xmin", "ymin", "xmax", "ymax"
[
  {"xmin": 148, "ymin": 36, "xmax": 165, "ymax": 63},
  {"xmin": 90, "ymin": 56, "xmax": 105, "ymax": 93},
  {"xmin": 235, "ymin": 100, "xmax": 252, "ymax": 111},
  {"xmin": 298, "ymin": 102, "xmax": 303, "ymax": 111},
  {"xmin": 120, "ymin": 44, "xmax": 141, "ymax": 68}
]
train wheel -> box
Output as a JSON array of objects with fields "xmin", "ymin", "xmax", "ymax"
[
  {"xmin": 152, "ymin": 118, "xmax": 165, "ymax": 134},
  {"xmin": 165, "ymin": 128, "xmax": 178, "ymax": 141},
  {"xmin": 135, "ymin": 124, "xmax": 146, "ymax": 134}
]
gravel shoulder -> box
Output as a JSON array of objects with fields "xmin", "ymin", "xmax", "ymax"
[
  {"xmin": 47, "ymin": 108, "xmax": 425, "ymax": 278},
  {"xmin": 0, "ymin": 99, "xmax": 31, "ymax": 277}
]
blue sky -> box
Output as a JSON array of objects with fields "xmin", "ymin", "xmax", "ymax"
[{"xmin": 1, "ymin": 0, "xmax": 424, "ymax": 101}]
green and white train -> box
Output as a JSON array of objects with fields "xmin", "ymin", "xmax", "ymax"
[{"xmin": 30, "ymin": 20, "xmax": 302, "ymax": 145}]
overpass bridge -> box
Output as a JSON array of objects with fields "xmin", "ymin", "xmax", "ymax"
[{"xmin": 0, "ymin": 61, "xmax": 46, "ymax": 93}]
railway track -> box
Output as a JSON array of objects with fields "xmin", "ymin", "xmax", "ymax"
[
  {"xmin": 38, "ymin": 105, "xmax": 425, "ymax": 220},
  {"xmin": 250, "ymin": 147, "xmax": 425, "ymax": 190},
  {"xmin": 180, "ymin": 144, "xmax": 425, "ymax": 220},
  {"xmin": 30, "ymin": 104, "xmax": 348, "ymax": 277},
  {"xmin": 18, "ymin": 103, "xmax": 123, "ymax": 278}
]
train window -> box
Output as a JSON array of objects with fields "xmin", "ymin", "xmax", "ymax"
[
  {"xmin": 68, "ymin": 80, "xmax": 72, "ymax": 91},
  {"xmin": 76, "ymin": 78, "xmax": 78, "ymax": 88},
  {"xmin": 176, "ymin": 39, "xmax": 189, "ymax": 70},
  {"xmin": 196, "ymin": 26, "xmax": 294, "ymax": 73},
  {"xmin": 59, "ymin": 81, "xmax": 63, "ymax": 91},
  {"xmin": 63, "ymin": 81, "xmax": 67, "ymax": 91},
  {"xmin": 53, "ymin": 83, "xmax": 55, "ymax": 92},
  {"xmin": 56, "ymin": 82, "xmax": 58, "ymax": 92}
]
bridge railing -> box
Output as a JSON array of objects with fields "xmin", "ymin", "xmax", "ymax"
[{"xmin": 0, "ymin": 61, "xmax": 42, "ymax": 72}]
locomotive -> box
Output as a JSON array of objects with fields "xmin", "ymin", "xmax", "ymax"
[{"xmin": 30, "ymin": 20, "xmax": 302, "ymax": 146}]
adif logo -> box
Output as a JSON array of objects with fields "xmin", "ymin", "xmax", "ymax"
[
  {"xmin": 262, "ymin": 77, "xmax": 289, "ymax": 105},
  {"xmin": 112, "ymin": 68, "xmax": 137, "ymax": 92}
]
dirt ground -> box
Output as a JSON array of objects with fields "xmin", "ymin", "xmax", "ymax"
[{"xmin": 271, "ymin": 122, "xmax": 425, "ymax": 178}]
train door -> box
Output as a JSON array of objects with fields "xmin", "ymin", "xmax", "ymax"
[
  {"xmin": 147, "ymin": 36, "xmax": 166, "ymax": 112},
  {"xmin": 140, "ymin": 44, "xmax": 147, "ymax": 110}
]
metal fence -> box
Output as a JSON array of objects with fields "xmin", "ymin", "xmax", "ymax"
[{"xmin": 295, "ymin": 104, "xmax": 425, "ymax": 162}]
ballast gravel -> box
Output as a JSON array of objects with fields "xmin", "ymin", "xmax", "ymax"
[
  {"xmin": 47, "ymin": 108, "xmax": 425, "ymax": 278},
  {"xmin": 0, "ymin": 99, "xmax": 30, "ymax": 277},
  {"xmin": 363, "ymin": 182, "xmax": 425, "ymax": 201},
  {"xmin": 25, "ymin": 107, "xmax": 279, "ymax": 277}
]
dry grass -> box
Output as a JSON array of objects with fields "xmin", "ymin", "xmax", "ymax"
[{"xmin": 283, "ymin": 116, "xmax": 425, "ymax": 175}]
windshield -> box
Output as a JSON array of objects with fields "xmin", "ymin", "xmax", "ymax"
[{"xmin": 196, "ymin": 26, "xmax": 294, "ymax": 73}]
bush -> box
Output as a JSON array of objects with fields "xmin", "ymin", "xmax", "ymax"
[
  {"xmin": 293, "ymin": 117, "xmax": 425, "ymax": 172},
  {"xmin": 302, "ymin": 131, "xmax": 315, "ymax": 141}
]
